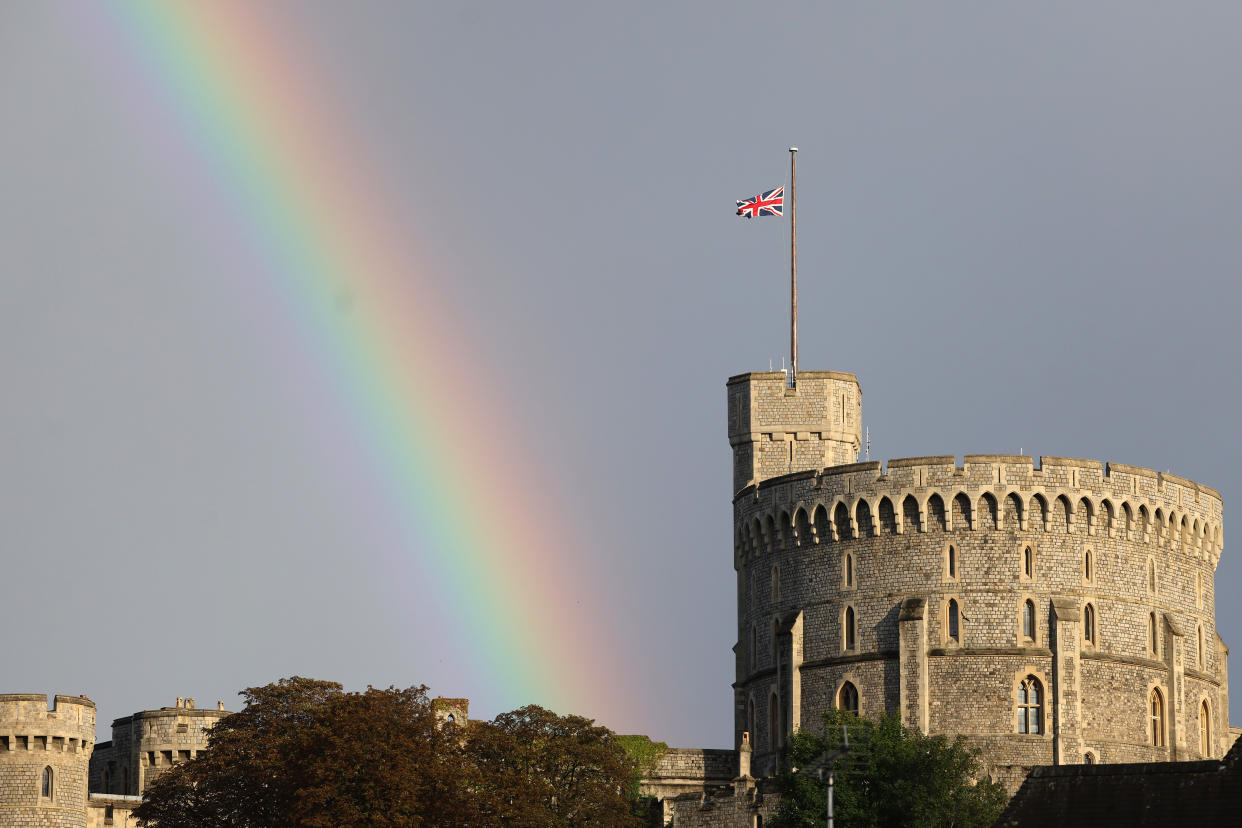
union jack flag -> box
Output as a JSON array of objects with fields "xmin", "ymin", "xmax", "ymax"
[{"xmin": 736, "ymin": 187, "xmax": 784, "ymax": 218}]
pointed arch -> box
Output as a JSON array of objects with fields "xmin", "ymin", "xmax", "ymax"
[
  {"xmin": 777, "ymin": 510, "xmax": 792, "ymax": 551},
  {"xmin": 902, "ymin": 494, "xmax": 922, "ymax": 533},
  {"xmin": 1150, "ymin": 687, "xmax": 1166, "ymax": 747},
  {"xmin": 834, "ymin": 501, "xmax": 852, "ymax": 540},
  {"xmin": 1029, "ymin": 493, "xmax": 1049, "ymax": 532},
  {"xmin": 1078, "ymin": 496, "xmax": 1095, "ymax": 534},
  {"xmin": 951, "ymin": 492, "xmax": 973, "ymax": 531},
  {"xmin": 1054, "ymin": 495, "xmax": 1073, "ymax": 533},
  {"xmin": 1100, "ymin": 498, "xmax": 1116, "ymax": 537},
  {"xmin": 1138, "ymin": 504, "xmax": 1150, "ymax": 538},
  {"xmin": 1004, "ymin": 491, "xmax": 1025, "ymax": 530},
  {"xmin": 1200, "ymin": 699, "xmax": 1212, "ymax": 757},
  {"xmin": 1154, "ymin": 508, "xmax": 1166, "ymax": 545},
  {"xmin": 926, "ymin": 493, "xmax": 947, "ymax": 532},
  {"xmin": 1121, "ymin": 501, "xmax": 1134, "ymax": 537},
  {"xmin": 813, "ymin": 503, "xmax": 832, "ymax": 543},
  {"xmin": 978, "ymin": 492, "xmax": 999, "ymax": 530},
  {"xmin": 763, "ymin": 514, "xmax": 777, "ymax": 554},
  {"xmin": 1180, "ymin": 515, "xmax": 1191, "ymax": 552},
  {"xmin": 855, "ymin": 498, "xmax": 875, "ymax": 538},
  {"xmin": 794, "ymin": 506, "xmax": 812, "ymax": 548},
  {"xmin": 878, "ymin": 496, "xmax": 898, "ymax": 535}
]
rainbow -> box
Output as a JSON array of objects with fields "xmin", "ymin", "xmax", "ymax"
[{"xmin": 77, "ymin": 1, "xmax": 635, "ymax": 726}]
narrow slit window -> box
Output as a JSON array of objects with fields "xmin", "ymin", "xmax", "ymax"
[
  {"xmin": 41, "ymin": 766, "xmax": 53, "ymax": 799},
  {"xmin": 1200, "ymin": 701, "xmax": 1211, "ymax": 756},
  {"xmin": 1084, "ymin": 549, "xmax": 1092, "ymax": 581},
  {"xmin": 947, "ymin": 599, "xmax": 960, "ymax": 643},
  {"xmin": 1023, "ymin": 546, "xmax": 1033, "ymax": 578},
  {"xmin": 1023, "ymin": 599, "xmax": 1036, "ymax": 641},
  {"xmin": 1083, "ymin": 603, "xmax": 1095, "ymax": 646},
  {"xmin": 844, "ymin": 606, "xmax": 856, "ymax": 651},
  {"xmin": 1151, "ymin": 689, "xmax": 1165, "ymax": 747},
  {"xmin": 948, "ymin": 545, "xmax": 957, "ymax": 579}
]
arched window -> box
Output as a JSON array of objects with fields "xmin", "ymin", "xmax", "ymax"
[
  {"xmin": 844, "ymin": 605, "xmax": 856, "ymax": 651},
  {"xmin": 1150, "ymin": 612, "xmax": 1159, "ymax": 656},
  {"xmin": 1200, "ymin": 701, "xmax": 1211, "ymax": 756},
  {"xmin": 1017, "ymin": 676, "xmax": 1042, "ymax": 734},
  {"xmin": 1151, "ymin": 688, "xmax": 1165, "ymax": 747},
  {"xmin": 41, "ymin": 766, "xmax": 53, "ymax": 799},
  {"xmin": 1022, "ymin": 599, "xmax": 1036, "ymax": 641},
  {"xmin": 837, "ymin": 681, "xmax": 859, "ymax": 715},
  {"xmin": 1084, "ymin": 549, "xmax": 1092, "ymax": 581},
  {"xmin": 1023, "ymin": 546, "xmax": 1034, "ymax": 578},
  {"xmin": 947, "ymin": 599, "xmax": 960, "ymax": 643},
  {"xmin": 947, "ymin": 544, "xmax": 957, "ymax": 579},
  {"xmin": 1198, "ymin": 626, "xmax": 1205, "ymax": 668},
  {"xmin": 844, "ymin": 553, "xmax": 854, "ymax": 588},
  {"xmin": 769, "ymin": 693, "xmax": 780, "ymax": 750},
  {"xmin": 1083, "ymin": 752, "xmax": 1096, "ymax": 764},
  {"xmin": 1083, "ymin": 603, "xmax": 1096, "ymax": 646}
]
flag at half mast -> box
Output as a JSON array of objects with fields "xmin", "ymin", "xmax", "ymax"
[{"xmin": 736, "ymin": 187, "xmax": 784, "ymax": 218}]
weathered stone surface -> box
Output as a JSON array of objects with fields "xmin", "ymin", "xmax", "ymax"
[{"xmin": 730, "ymin": 369, "xmax": 1228, "ymax": 793}]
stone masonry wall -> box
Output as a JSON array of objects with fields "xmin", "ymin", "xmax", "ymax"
[
  {"xmin": 732, "ymin": 449, "xmax": 1226, "ymax": 788},
  {"xmin": 728, "ymin": 371, "xmax": 862, "ymax": 494},
  {"xmin": 90, "ymin": 702, "xmax": 230, "ymax": 795},
  {"xmin": 0, "ymin": 694, "xmax": 95, "ymax": 828}
]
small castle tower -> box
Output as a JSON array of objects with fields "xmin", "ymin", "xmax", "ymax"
[
  {"xmin": 0, "ymin": 693, "xmax": 95, "ymax": 828},
  {"xmin": 727, "ymin": 370, "xmax": 862, "ymax": 493}
]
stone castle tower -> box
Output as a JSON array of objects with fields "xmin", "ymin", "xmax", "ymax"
[
  {"xmin": 728, "ymin": 368, "xmax": 1227, "ymax": 789},
  {"xmin": 0, "ymin": 694, "xmax": 95, "ymax": 828}
]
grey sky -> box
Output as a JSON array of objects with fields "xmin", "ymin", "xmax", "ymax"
[{"xmin": 2, "ymin": 2, "xmax": 1240, "ymax": 748}]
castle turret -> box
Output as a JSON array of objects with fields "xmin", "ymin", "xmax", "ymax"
[
  {"xmin": 0, "ymin": 694, "xmax": 95, "ymax": 828},
  {"xmin": 727, "ymin": 370, "xmax": 862, "ymax": 494}
]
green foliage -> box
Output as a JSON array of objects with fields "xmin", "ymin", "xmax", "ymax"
[
  {"xmin": 462, "ymin": 704, "xmax": 643, "ymax": 827},
  {"xmin": 134, "ymin": 677, "xmax": 646, "ymax": 828},
  {"xmin": 614, "ymin": 734, "xmax": 671, "ymax": 828},
  {"xmin": 769, "ymin": 710, "xmax": 1009, "ymax": 828}
]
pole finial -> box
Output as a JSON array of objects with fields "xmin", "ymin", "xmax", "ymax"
[{"xmin": 789, "ymin": 146, "xmax": 798, "ymax": 152}]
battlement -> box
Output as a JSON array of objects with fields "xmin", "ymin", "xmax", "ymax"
[
  {"xmin": 0, "ymin": 694, "xmax": 95, "ymax": 742},
  {"xmin": 727, "ymin": 370, "xmax": 862, "ymax": 493},
  {"xmin": 735, "ymin": 454, "xmax": 1224, "ymax": 567}
]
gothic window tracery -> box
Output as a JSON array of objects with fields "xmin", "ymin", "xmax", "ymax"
[{"xmin": 1017, "ymin": 676, "xmax": 1042, "ymax": 734}]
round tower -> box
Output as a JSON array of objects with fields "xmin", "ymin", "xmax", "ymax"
[
  {"xmin": 727, "ymin": 372, "xmax": 1228, "ymax": 790},
  {"xmin": 0, "ymin": 694, "xmax": 95, "ymax": 828}
]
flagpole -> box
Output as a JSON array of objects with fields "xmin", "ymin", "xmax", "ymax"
[{"xmin": 789, "ymin": 147, "xmax": 798, "ymax": 388}]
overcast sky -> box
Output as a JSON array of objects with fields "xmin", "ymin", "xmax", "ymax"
[{"xmin": 3, "ymin": 2, "xmax": 1240, "ymax": 748}]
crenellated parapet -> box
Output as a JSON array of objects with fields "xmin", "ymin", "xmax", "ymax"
[
  {"xmin": 734, "ymin": 455, "xmax": 1223, "ymax": 569},
  {"xmin": 0, "ymin": 694, "xmax": 95, "ymax": 828}
]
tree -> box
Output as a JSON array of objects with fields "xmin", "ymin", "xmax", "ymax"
[
  {"xmin": 134, "ymin": 677, "xmax": 470, "ymax": 828},
  {"xmin": 769, "ymin": 710, "xmax": 1008, "ymax": 828},
  {"xmin": 462, "ymin": 705, "xmax": 644, "ymax": 827},
  {"xmin": 134, "ymin": 678, "xmax": 646, "ymax": 828}
]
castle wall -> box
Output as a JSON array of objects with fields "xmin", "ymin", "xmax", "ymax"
[
  {"xmin": 732, "ymin": 450, "xmax": 1227, "ymax": 786},
  {"xmin": 0, "ymin": 694, "xmax": 95, "ymax": 828},
  {"xmin": 89, "ymin": 700, "xmax": 230, "ymax": 797}
]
